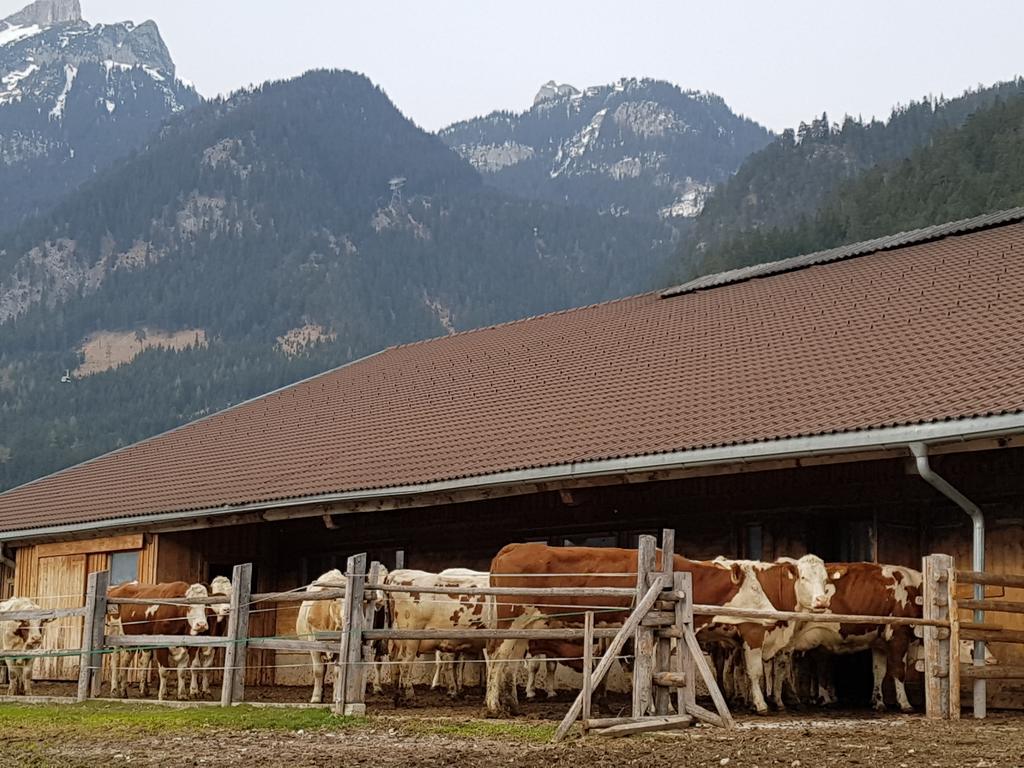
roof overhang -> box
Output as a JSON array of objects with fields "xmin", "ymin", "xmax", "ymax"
[{"xmin": 3, "ymin": 411, "xmax": 1023, "ymax": 545}]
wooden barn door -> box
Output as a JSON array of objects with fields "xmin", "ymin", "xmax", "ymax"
[{"xmin": 36, "ymin": 554, "xmax": 86, "ymax": 680}]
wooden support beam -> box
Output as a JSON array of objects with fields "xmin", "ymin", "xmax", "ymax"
[
  {"xmin": 0, "ymin": 607, "xmax": 85, "ymax": 621},
  {"xmin": 653, "ymin": 671, "xmax": 688, "ymax": 687},
  {"xmin": 335, "ymin": 552, "xmax": 367, "ymax": 717},
  {"xmin": 104, "ymin": 635, "xmax": 228, "ymax": 648},
  {"xmin": 368, "ymin": 584, "xmax": 637, "ymax": 598},
  {"xmin": 594, "ymin": 714, "xmax": 693, "ymax": 738},
  {"xmin": 78, "ymin": 569, "xmax": 108, "ymax": 702},
  {"xmin": 220, "ymin": 563, "xmax": 252, "ymax": 707},
  {"xmin": 673, "ymin": 571, "xmax": 696, "ymax": 715},
  {"xmin": 685, "ymin": 702, "xmax": 726, "ymax": 728},
  {"xmin": 682, "ymin": 623, "xmax": 734, "ymax": 728},
  {"xmin": 923, "ymin": 554, "xmax": 953, "ymax": 719},
  {"xmin": 552, "ymin": 575, "xmax": 665, "ymax": 742},
  {"xmin": 360, "ymin": 627, "xmax": 620, "ymax": 641},
  {"xmin": 948, "ymin": 567, "xmax": 961, "ymax": 720},
  {"xmin": 691, "ymin": 603, "xmax": 949, "ymax": 627},
  {"xmin": 582, "ymin": 611, "xmax": 593, "ymax": 731},
  {"xmin": 632, "ymin": 535, "xmax": 656, "ymax": 719}
]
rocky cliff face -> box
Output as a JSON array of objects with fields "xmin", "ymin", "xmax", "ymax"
[
  {"xmin": 0, "ymin": 0, "xmax": 198, "ymax": 229},
  {"xmin": 440, "ymin": 77, "xmax": 771, "ymax": 220}
]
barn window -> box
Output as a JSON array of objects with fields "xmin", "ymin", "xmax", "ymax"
[
  {"xmin": 110, "ymin": 551, "xmax": 139, "ymax": 585},
  {"xmin": 562, "ymin": 534, "xmax": 618, "ymax": 548}
]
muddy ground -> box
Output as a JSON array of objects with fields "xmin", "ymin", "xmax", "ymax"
[{"xmin": 1, "ymin": 691, "xmax": 1023, "ymax": 768}]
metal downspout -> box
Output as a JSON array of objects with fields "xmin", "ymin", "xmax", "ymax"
[{"xmin": 909, "ymin": 442, "xmax": 986, "ymax": 719}]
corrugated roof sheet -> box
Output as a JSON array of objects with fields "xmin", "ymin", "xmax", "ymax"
[
  {"xmin": 662, "ymin": 207, "xmax": 1024, "ymax": 297},
  {"xmin": 1, "ymin": 216, "xmax": 1024, "ymax": 533}
]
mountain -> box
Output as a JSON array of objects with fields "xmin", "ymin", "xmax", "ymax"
[
  {"xmin": 672, "ymin": 90, "xmax": 1024, "ymax": 274},
  {"xmin": 676, "ymin": 78, "xmax": 1024, "ymax": 278},
  {"xmin": 440, "ymin": 77, "xmax": 771, "ymax": 220},
  {"xmin": 0, "ymin": 69, "xmax": 672, "ymax": 490},
  {"xmin": 0, "ymin": 0, "xmax": 198, "ymax": 230}
]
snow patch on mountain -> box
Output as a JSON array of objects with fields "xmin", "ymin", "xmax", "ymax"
[
  {"xmin": 47, "ymin": 62, "xmax": 75, "ymax": 119},
  {"xmin": 0, "ymin": 22, "xmax": 40, "ymax": 47},
  {"xmin": 658, "ymin": 179, "xmax": 713, "ymax": 218},
  {"xmin": 551, "ymin": 107, "xmax": 607, "ymax": 178}
]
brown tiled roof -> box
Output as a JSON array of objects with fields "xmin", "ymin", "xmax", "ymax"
[{"xmin": 2, "ymin": 215, "xmax": 1024, "ymax": 534}]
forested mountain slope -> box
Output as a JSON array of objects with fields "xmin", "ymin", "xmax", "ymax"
[
  {"xmin": 0, "ymin": 69, "xmax": 671, "ymax": 490},
  {"xmin": 676, "ymin": 93, "xmax": 1024, "ymax": 274},
  {"xmin": 676, "ymin": 78, "xmax": 1024, "ymax": 278}
]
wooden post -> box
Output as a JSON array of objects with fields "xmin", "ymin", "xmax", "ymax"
[
  {"xmin": 632, "ymin": 535, "xmax": 657, "ymax": 718},
  {"xmin": 394, "ymin": 550, "xmax": 405, "ymax": 570},
  {"xmin": 359, "ymin": 561, "xmax": 383, "ymax": 698},
  {"xmin": 334, "ymin": 552, "xmax": 367, "ymax": 716},
  {"xmin": 653, "ymin": 528, "xmax": 675, "ymax": 716},
  {"xmin": 673, "ymin": 571, "xmax": 696, "ymax": 714},
  {"xmin": 923, "ymin": 553, "xmax": 953, "ymax": 719},
  {"xmin": 947, "ymin": 565, "xmax": 961, "ymax": 720},
  {"xmin": 582, "ymin": 611, "xmax": 594, "ymax": 731},
  {"xmin": 78, "ymin": 570, "xmax": 109, "ymax": 701},
  {"xmin": 220, "ymin": 563, "xmax": 252, "ymax": 707}
]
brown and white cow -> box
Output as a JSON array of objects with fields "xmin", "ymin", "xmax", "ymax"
[
  {"xmin": 705, "ymin": 556, "xmax": 833, "ymax": 713},
  {"xmin": 784, "ymin": 562, "xmax": 923, "ymax": 712},
  {"xmin": 485, "ymin": 543, "xmax": 832, "ymax": 716},
  {"xmin": 189, "ymin": 575, "xmax": 233, "ymax": 698},
  {"xmin": 386, "ymin": 568, "xmax": 492, "ymax": 702},
  {"xmin": 107, "ymin": 581, "xmax": 211, "ymax": 700},
  {"xmin": 295, "ymin": 568, "xmax": 389, "ymax": 704},
  {"xmin": 0, "ymin": 597, "xmax": 51, "ymax": 695}
]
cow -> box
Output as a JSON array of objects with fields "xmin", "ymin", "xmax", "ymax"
[
  {"xmin": 0, "ymin": 597, "xmax": 50, "ymax": 695},
  {"xmin": 386, "ymin": 567, "xmax": 492, "ymax": 702},
  {"xmin": 189, "ymin": 575, "xmax": 233, "ymax": 698},
  {"xmin": 106, "ymin": 581, "xmax": 211, "ymax": 700},
  {"xmin": 485, "ymin": 543, "xmax": 832, "ymax": 716},
  {"xmin": 295, "ymin": 568, "xmax": 389, "ymax": 704},
  {"xmin": 703, "ymin": 556, "xmax": 833, "ymax": 714},
  {"xmin": 782, "ymin": 562, "xmax": 923, "ymax": 712}
]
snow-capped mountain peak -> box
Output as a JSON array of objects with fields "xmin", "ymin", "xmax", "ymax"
[{"xmin": 0, "ymin": 0, "xmax": 199, "ymax": 228}]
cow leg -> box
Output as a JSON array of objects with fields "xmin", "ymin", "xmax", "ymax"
[
  {"xmin": 170, "ymin": 647, "xmax": 189, "ymax": 700},
  {"xmin": 524, "ymin": 655, "xmax": 539, "ymax": 700},
  {"xmin": 369, "ymin": 655, "xmax": 384, "ymax": 696},
  {"xmin": 309, "ymin": 651, "xmax": 325, "ymax": 703},
  {"xmin": 439, "ymin": 651, "xmax": 459, "ymax": 698},
  {"xmin": 812, "ymin": 650, "xmax": 838, "ymax": 706},
  {"xmin": 189, "ymin": 650, "xmax": 202, "ymax": 699},
  {"xmin": 430, "ymin": 649, "xmax": 443, "ymax": 691},
  {"xmin": 871, "ymin": 646, "xmax": 888, "ymax": 712},
  {"xmin": 4, "ymin": 660, "xmax": 15, "ymax": 696},
  {"xmin": 201, "ymin": 647, "xmax": 215, "ymax": 697},
  {"xmin": 742, "ymin": 645, "xmax": 770, "ymax": 714},
  {"xmin": 485, "ymin": 638, "xmax": 527, "ymax": 715},
  {"xmin": 138, "ymin": 650, "xmax": 153, "ymax": 697},
  {"xmin": 887, "ymin": 631, "xmax": 914, "ymax": 713},
  {"xmin": 156, "ymin": 654, "xmax": 170, "ymax": 701},
  {"xmin": 545, "ymin": 659, "xmax": 558, "ymax": 699},
  {"xmin": 19, "ymin": 662, "xmax": 32, "ymax": 696}
]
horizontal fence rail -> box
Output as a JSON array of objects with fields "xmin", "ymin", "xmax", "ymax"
[{"xmin": 691, "ymin": 603, "xmax": 949, "ymax": 628}]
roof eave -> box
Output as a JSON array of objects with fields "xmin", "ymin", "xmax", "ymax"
[{"xmin": 2, "ymin": 411, "xmax": 1023, "ymax": 544}]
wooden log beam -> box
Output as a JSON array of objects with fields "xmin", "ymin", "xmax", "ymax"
[
  {"xmin": 961, "ymin": 628, "xmax": 1024, "ymax": 644},
  {"xmin": 221, "ymin": 562, "xmax": 252, "ymax": 707},
  {"xmin": 961, "ymin": 665, "xmax": 1024, "ymax": 680},
  {"xmin": 960, "ymin": 599, "xmax": 1024, "ymax": 614},
  {"xmin": 104, "ymin": 635, "xmax": 228, "ymax": 648},
  {"xmin": 594, "ymin": 714, "xmax": 693, "ymax": 738},
  {"xmin": 360, "ymin": 628, "xmax": 621, "ymax": 641},
  {"xmin": 368, "ymin": 584, "xmax": 637, "ymax": 598},
  {"xmin": 247, "ymin": 638, "xmax": 338, "ymax": 654},
  {"xmin": 653, "ymin": 671, "xmax": 688, "ymax": 687},
  {"xmin": 0, "ymin": 607, "xmax": 85, "ymax": 621},
  {"xmin": 692, "ymin": 603, "xmax": 949, "ymax": 627},
  {"xmin": 956, "ymin": 571, "xmax": 1024, "ymax": 590}
]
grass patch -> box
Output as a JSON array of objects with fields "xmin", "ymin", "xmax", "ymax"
[
  {"xmin": 395, "ymin": 717, "xmax": 556, "ymax": 743},
  {"xmin": 0, "ymin": 701, "xmax": 366, "ymax": 734}
]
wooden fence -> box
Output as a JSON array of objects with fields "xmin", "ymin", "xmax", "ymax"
[{"xmin": 0, "ymin": 540, "xmax": 982, "ymax": 737}]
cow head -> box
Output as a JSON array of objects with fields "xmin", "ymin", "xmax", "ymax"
[
  {"xmin": 209, "ymin": 575, "xmax": 233, "ymax": 622},
  {"xmin": 184, "ymin": 583, "xmax": 210, "ymax": 634},
  {"xmin": 790, "ymin": 555, "xmax": 833, "ymax": 612},
  {"xmin": 11, "ymin": 618, "xmax": 45, "ymax": 650}
]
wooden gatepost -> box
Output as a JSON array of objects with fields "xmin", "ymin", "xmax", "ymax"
[{"xmin": 554, "ymin": 531, "xmax": 733, "ymax": 740}]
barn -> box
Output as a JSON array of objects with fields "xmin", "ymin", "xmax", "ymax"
[{"xmin": 1, "ymin": 208, "xmax": 1023, "ymax": 704}]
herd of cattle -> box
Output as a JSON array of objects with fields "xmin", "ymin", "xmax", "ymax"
[{"xmin": 0, "ymin": 542, "xmax": 995, "ymax": 715}]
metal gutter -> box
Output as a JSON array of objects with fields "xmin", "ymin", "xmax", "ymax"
[
  {"xmin": 2, "ymin": 411, "xmax": 1023, "ymax": 543},
  {"xmin": 910, "ymin": 442, "xmax": 987, "ymax": 719}
]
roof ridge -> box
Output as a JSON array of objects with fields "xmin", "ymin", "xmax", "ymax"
[{"xmin": 662, "ymin": 206, "xmax": 1024, "ymax": 298}]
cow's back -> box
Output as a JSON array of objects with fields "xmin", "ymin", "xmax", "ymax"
[{"xmin": 109, "ymin": 581, "xmax": 193, "ymax": 636}]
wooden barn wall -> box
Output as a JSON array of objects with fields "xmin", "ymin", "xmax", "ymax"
[{"xmin": 9, "ymin": 445, "xmax": 1024, "ymax": 696}]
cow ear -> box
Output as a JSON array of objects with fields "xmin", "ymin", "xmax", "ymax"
[
  {"xmin": 830, "ymin": 566, "xmax": 848, "ymax": 581},
  {"xmin": 730, "ymin": 563, "xmax": 743, "ymax": 584},
  {"xmin": 786, "ymin": 563, "xmax": 798, "ymax": 580}
]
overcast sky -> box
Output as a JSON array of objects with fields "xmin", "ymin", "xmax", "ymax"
[{"xmin": 5, "ymin": 1, "xmax": 1024, "ymax": 132}]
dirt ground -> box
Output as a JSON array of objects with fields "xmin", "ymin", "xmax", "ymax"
[{"xmin": 1, "ymin": 689, "xmax": 1024, "ymax": 768}]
